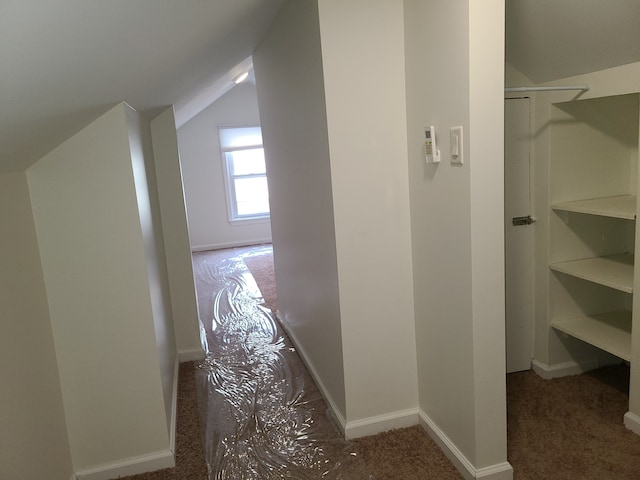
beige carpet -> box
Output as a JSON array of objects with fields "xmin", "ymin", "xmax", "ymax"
[{"xmin": 244, "ymin": 253, "xmax": 277, "ymax": 311}]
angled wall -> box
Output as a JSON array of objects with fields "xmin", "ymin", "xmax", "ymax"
[
  {"xmin": 27, "ymin": 103, "xmax": 174, "ymax": 477},
  {"xmin": 253, "ymin": 0, "xmax": 347, "ymax": 422},
  {"xmin": 0, "ymin": 171, "xmax": 73, "ymax": 480},
  {"xmin": 150, "ymin": 107, "xmax": 202, "ymax": 361},
  {"xmin": 316, "ymin": 0, "xmax": 419, "ymax": 436},
  {"xmin": 255, "ymin": 0, "xmax": 419, "ymax": 436},
  {"xmin": 126, "ymin": 105, "xmax": 178, "ymax": 432}
]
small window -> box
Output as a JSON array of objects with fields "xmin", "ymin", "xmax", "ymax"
[{"xmin": 219, "ymin": 126, "xmax": 270, "ymax": 222}]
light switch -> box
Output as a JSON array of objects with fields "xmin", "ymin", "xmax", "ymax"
[{"xmin": 450, "ymin": 126, "xmax": 463, "ymax": 165}]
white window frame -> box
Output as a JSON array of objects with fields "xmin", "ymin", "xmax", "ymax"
[{"xmin": 219, "ymin": 125, "xmax": 270, "ymax": 223}]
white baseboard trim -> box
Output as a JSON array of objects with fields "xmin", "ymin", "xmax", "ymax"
[
  {"xmin": 476, "ymin": 463, "xmax": 514, "ymax": 480},
  {"xmin": 170, "ymin": 357, "xmax": 179, "ymax": 453},
  {"xmin": 345, "ymin": 408, "xmax": 419, "ymax": 440},
  {"xmin": 276, "ymin": 310, "xmax": 420, "ymax": 440},
  {"xmin": 418, "ymin": 410, "xmax": 513, "ymax": 480},
  {"xmin": 624, "ymin": 411, "xmax": 640, "ymax": 435},
  {"xmin": 72, "ymin": 360, "xmax": 181, "ymax": 480},
  {"xmin": 73, "ymin": 449, "xmax": 175, "ymax": 480},
  {"xmin": 191, "ymin": 238, "xmax": 272, "ymax": 252},
  {"xmin": 418, "ymin": 410, "xmax": 475, "ymax": 480},
  {"xmin": 178, "ymin": 347, "xmax": 205, "ymax": 362},
  {"xmin": 531, "ymin": 358, "xmax": 600, "ymax": 379},
  {"xmin": 275, "ymin": 309, "xmax": 347, "ymax": 435}
]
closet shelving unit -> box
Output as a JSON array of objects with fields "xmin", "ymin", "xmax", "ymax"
[
  {"xmin": 548, "ymin": 93, "xmax": 640, "ymax": 364},
  {"xmin": 551, "ymin": 194, "xmax": 636, "ymax": 220},
  {"xmin": 549, "ymin": 198, "xmax": 635, "ymax": 361}
]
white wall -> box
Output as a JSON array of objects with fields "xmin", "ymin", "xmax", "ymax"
[
  {"xmin": 255, "ymin": 0, "xmax": 418, "ymax": 436},
  {"xmin": 405, "ymin": 0, "xmax": 475, "ymax": 461},
  {"xmin": 126, "ymin": 105, "xmax": 178, "ymax": 433},
  {"xmin": 316, "ymin": 0, "xmax": 419, "ymax": 435},
  {"xmin": 256, "ymin": 5, "xmax": 509, "ymax": 468},
  {"xmin": 253, "ymin": 0, "xmax": 347, "ymax": 422},
  {"xmin": 151, "ymin": 107, "xmax": 202, "ymax": 361},
  {"xmin": 258, "ymin": 0, "xmax": 508, "ymax": 473},
  {"xmin": 177, "ymin": 83, "xmax": 272, "ymax": 251},
  {"xmin": 468, "ymin": 2, "xmax": 509, "ymax": 470},
  {"xmin": 27, "ymin": 103, "xmax": 172, "ymax": 475},
  {"xmin": 505, "ymin": 0, "xmax": 640, "ymax": 85},
  {"xmin": 0, "ymin": 171, "xmax": 73, "ymax": 480},
  {"xmin": 505, "ymin": 63, "xmax": 534, "ymax": 88},
  {"xmin": 405, "ymin": 0, "xmax": 510, "ymax": 476}
]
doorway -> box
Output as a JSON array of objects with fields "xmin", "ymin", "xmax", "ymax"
[{"xmin": 505, "ymin": 97, "xmax": 534, "ymax": 373}]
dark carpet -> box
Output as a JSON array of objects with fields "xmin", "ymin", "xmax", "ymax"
[
  {"xmin": 507, "ymin": 364, "xmax": 640, "ymax": 479},
  {"xmin": 123, "ymin": 247, "xmax": 640, "ymax": 479}
]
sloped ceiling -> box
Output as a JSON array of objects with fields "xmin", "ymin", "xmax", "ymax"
[
  {"xmin": 0, "ymin": 0, "xmax": 285, "ymax": 174},
  {"xmin": 4, "ymin": 1, "xmax": 639, "ymax": 175},
  {"xmin": 506, "ymin": 0, "xmax": 640, "ymax": 85}
]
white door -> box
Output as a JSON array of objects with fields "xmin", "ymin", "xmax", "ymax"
[{"xmin": 505, "ymin": 98, "xmax": 534, "ymax": 373}]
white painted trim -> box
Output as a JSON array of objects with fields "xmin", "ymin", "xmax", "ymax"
[
  {"xmin": 191, "ymin": 238, "xmax": 272, "ymax": 252},
  {"xmin": 419, "ymin": 410, "xmax": 475, "ymax": 480},
  {"xmin": 476, "ymin": 463, "xmax": 514, "ymax": 480},
  {"xmin": 275, "ymin": 308, "xmax": 347, "ymax": 434},
  {"xmin": 71, "ymin": 354, "xmax": 181, "ymax": 480},
  {"xmin": 278, "ymin": 317, "xmax": 421, "ymax": 440},
  {"xmin": 284, "ymin": 308, "xmax": 420, "ymax": 440},
  {"xmin": 418, "ymin": 410, "xmax": 513, "ymax": 480},
  {"xmin": 227, "ymin": 216, "xmax": 271, "ymax": 227},
  {"xmin": 624, "ymin": 411, "xmax": 640, "ymax": 435},
  {"xmin": 531, "ymin": 358, "xmax": 600, "ymax": 379},
  {"xmin": 345, "ymin": 408, "xmax": 419, "ymax": 440},
  {"xmin": 169, "ymin": 357, "xmax": 180, "ymax": 453},
  {"xmin": 73, "ymin": 449, "xmax": 175, "ymax": 480},
  {"xmin": 178, "ymin": 347, "xmax": 205, "ymax": 362}
]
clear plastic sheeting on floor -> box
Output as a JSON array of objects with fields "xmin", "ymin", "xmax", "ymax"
[{"xmin": 192, "ymin": 247, "xmax": 371, "ymax": 480}]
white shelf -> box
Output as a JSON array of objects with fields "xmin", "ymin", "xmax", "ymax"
[
  {"xmin": 551, "ymin": 311, "xmax": 632, "ymax": 361},
  {"xmin": 552, "ymin": 195, "xmax": 636, "ymax": 220},
  {"xmin": 550, "ymin": 253, "xmax": 634, "ymax": 293}
]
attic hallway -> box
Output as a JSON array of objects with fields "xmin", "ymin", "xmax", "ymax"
[
  {"xmin": 192, "ymin": 245, "xmax": 356, "ymax": 479},
  {"xmin": 187, "ymin": 245, "xmax": 463, "ymax": 480},
  {"xmin": 124, "ymin": 245, "xmax": 464, "ymax": 480},
  {"xmin": 122, "ymin": 245, "xmax": 640, "ymax": 480}
]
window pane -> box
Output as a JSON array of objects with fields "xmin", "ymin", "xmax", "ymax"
[
  {"xmin": 220, "ymin": 126, "xmax": 263, "ymax": 149},
  {"xmin": 228, "ymin": 148, "xmax": 266, "ymax": 176},
  {"xmin": 234, "ymin": 177, "xmax": 270, "ymax": 216}
]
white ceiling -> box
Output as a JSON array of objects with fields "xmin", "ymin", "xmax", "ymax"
[
  {"xmin": 506, "ymin": 0, "xmax": 640, "ymax": 85},
  {"xmin": 0, "ymin": 0, "xmax": 285, "ymax": 174},
  {"xmin": 3, "ymin": 1, "xmax": 640, "ymax": 174}
]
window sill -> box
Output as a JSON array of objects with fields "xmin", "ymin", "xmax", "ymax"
[{"xmin": 229, "ymin": 216, "xmax": 271, "ymax": 226}]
